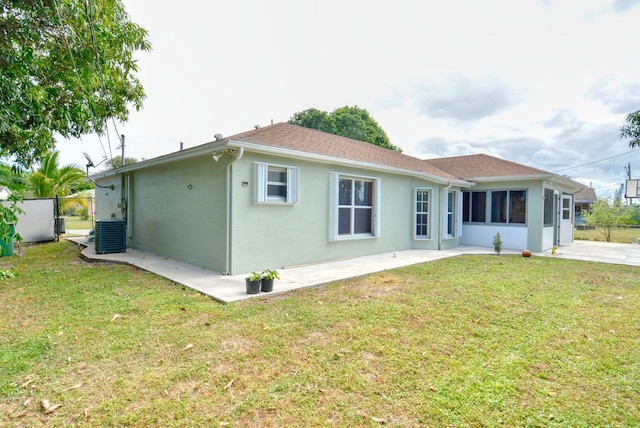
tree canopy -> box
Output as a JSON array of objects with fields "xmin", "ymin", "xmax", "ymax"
[
  {"xmin": 105, "ymin": 155, "xmax": 138, "ymax": 170},
  {"xmin": 0, "ymin": 0, "xmax": 151, "ymax": 167},
  {"xmin": 620, "ymin": 110, "xmax": 640, "ymax": 148},
  {"xmin": 583, "ymin": 198, "xmax": 635, "ymax": 242},
  {"xmin": 28, "ymin": 150, "xmax": 87, "ymax": 198},
  {"xmin": 289, "ymin": 106, "xmax": 402, "ymax": 152}
]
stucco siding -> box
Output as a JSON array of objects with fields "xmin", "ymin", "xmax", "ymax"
[
  {"xmin": 461, "ymin": 224, "xmax": 528, "ymax": 250},
  {"xmin": 94, "ymin": 176, "xmax": 123, "ymax": 221},
  {"xmin": 460, "ymin": 180, "xmax": 544, "ymax": 252},
  {"xmin": 132, "ymin": 156, "xmax": 227, "ymax": 271},
  {"xmin": 228, "ymin": 153, "xmax": 443, "ymax": 274},
  {"xmin": 96, "ymin": 156, "xmax": 228, "ymax": 271}
]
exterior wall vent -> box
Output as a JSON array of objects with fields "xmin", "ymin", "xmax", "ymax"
[{"xmin": 95, "ymin": 219, "xmax": 126, "ymax": 254}]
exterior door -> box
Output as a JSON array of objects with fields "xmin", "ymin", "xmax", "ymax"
[{"xmin": 559, "ymin": 194, "xmax": 573, "ymax": 245}]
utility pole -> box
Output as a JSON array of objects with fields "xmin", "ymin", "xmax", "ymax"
[
  {"xmin": 626, "ymin": 163, "xmax": 632, "ymax": 206},
  {"xmin": 120, "ymin": 135, "xmax": 125, "ymax": 167}
]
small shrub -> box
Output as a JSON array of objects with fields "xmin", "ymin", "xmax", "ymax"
[{"xmin": 493, "ymin": 232, "xmax": 503, "ymax": 255}]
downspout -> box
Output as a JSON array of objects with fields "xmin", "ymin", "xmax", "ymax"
[
  {"xmin": 126, "ymin": 173, "xmax": 132, "ymax": 242},
  {"xmin": 438, "ymin": 181, "xmax": 453, "ymax": 250},
  {"xmin": 223, "ymin": 147, "xmax": 244, "ymax": 275}
]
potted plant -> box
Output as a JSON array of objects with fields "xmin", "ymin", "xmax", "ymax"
[
  {"xmin": 245, "ymin": 271, "xmax": 262, "ymax": 294},
  {"xmin": 261, "ymin": 269, "xmax": 280, "ymax": 292}
]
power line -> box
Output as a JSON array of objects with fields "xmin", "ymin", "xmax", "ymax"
[
  {"xmin": 51, "ymin": 0, "xmax": 110, "ymax": 161},
  {"xmin": 84, "ymin": 0, "xmax": 118, "ymax": 160},
  {"xmin": 552, "ymin": 147, "xmax": 640, "ymax": 173}
]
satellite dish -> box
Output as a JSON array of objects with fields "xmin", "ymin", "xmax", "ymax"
[
  {"xmin": 82, "ymin": 152, "xmax": 95, "ymax": 167},
  {"xmin": 214, "ymin": 134, "xmax": 223, "ymax": 141}
]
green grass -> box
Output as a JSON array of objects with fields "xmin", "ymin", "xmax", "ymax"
[
  {"xmin": 63, "ymin": 216, "xmax": 94, "ymax": 231},
  {"xmin": 1, "ymin": 242, "xmax": 639, "ymax": 426},
  {"xmin": 575, "ymin": 226, "xmax": 640, "ymax": 243}
]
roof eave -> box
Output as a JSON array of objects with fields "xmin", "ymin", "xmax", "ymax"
[
  {"xmin": 464, "ymin": 173, "xmax": 585, "ymax": 192},
  {"xmin": 92, "ymin": 140, "xmax": 229, "ymax": 179},
  {"xmin": 465, "ymin": 173, "xmax": 554, "ymax": 182},
  {"xmin": 227, "ymin": 140, "xmax": 472, "ymax": 187}
]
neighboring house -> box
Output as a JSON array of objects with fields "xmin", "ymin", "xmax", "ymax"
[
  {"xmin": 0, "ymin": 186, "xmax": 12, "ymax": 200},
  {"xmin": 93, "ymin": 123, "xmax": 585, "ymax": 275},
  {"xmin": 574, "ymin": 186, "xmax": 597, "ymax": 227}
]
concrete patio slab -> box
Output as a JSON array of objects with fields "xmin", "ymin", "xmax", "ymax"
[{"xmin": 66, "ymin": 236, "xmax": 639, "ymax": 304}]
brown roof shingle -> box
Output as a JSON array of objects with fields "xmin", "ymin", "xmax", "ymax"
[
  {"xmin": 226, "ymin": 123, "xmax": 463, "ymax": 182},
  {"xmin": 424, "ymin": 153, "xmax": 551, "ymax": 180},
  {"xmin": 575, "ymin": 187, "xmax": 597, "ymax": 203}
]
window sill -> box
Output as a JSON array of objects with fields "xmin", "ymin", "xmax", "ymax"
[
  {"xmin": 253, "ymin": 201, "xmax": 297, "ymax": 206},
  {"xmin": 463, "ymin": 223, "xmax": 527, "ymax": 227},
  {"xmin": 331, "ymin": 234, "xmax": 377, "ymax": 242}
]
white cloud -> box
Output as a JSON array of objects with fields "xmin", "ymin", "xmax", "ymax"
[{"xmin": 54, "ymin": 0, "xmax": 640, "ymax": 198}]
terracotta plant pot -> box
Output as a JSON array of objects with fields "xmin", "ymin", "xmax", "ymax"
[{"xmin": 522, "ymin": 249, "xmax": 532, "ymax": 257}]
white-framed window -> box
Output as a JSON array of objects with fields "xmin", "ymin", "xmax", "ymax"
[
  {"xmin": 414, "ymin": 188, "xmax": 432, "ymax": 239},
  {"xmin": 446, "ymin": 190, "xmax": 456, "ymax": 237},
  {"xmin": 329, "ymin": 173, "xmax": 380, "ymax": 240},
  {"xmin": 254, "ymin": 162, "xmax": 299, "ymax": 204}
]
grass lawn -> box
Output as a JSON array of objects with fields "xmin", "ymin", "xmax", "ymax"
[
  {"xmin": 1, "ymin": 242, "xmax": 639, "ymax": 426},
  {"xmin": 63, "ymin": 216, "xmax": 94, "ymax": 231},
  {"xmin": 574, "ymin": 226, "xmax": 640, "ymax": 244}
]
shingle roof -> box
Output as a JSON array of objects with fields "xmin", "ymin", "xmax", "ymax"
[
  {"xmin": 424, "ymin": 153, "xmax": 550, "ymax": 180},
  {"xmin": 226, "ymin": 123, "xmax": 462, "ymax": 182},
  {"xmin": 574, "ymin": 187, "xmax": 597, "ymax": 203}
]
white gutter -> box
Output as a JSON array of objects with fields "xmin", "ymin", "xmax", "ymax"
[
  {"xmin": 225, "ymin": 140, "xmax": 472, "ymax": 187},
  {"xmin": 464, "ymin": 174, "xmax": 585, "ymax": 192},
  {"xmin": 91, "ymin": 141, "xmax": 228, "ymax": 179},
  {"xmin": 92, "ymin": 139, "xmax": 472, "ymax": 188}
]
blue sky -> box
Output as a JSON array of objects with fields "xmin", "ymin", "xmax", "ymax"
[{"xmin": 56, "ymin": 0, "xmax": 640, "ymax": 197}]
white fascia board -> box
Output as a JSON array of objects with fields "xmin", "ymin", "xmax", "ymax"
[
  {"xmin": 471, "ymin": 174, "xmax": 585, "ymax": 192},
  {"xmin": 467, "ymin": 174, "xmax": 553, "ymax": 183},
  {"xmin": 227, "ymin": 140, "xmax": 472, "ymax": 187},
  {"xmin": 91, "ymin": 141, "xmax": 228, "ymax": 180},
  {"xmin": 546, "ymin": 176, "xmax": 586, "ymax": 193}
]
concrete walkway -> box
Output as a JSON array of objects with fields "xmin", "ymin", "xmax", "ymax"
[
  {"xmin": 67, "ymin": 237, "xmax": 639, "ymax": 304},
  {"xmin": 544, "ymin": 239, "xmax": 640, "ymax": 266}
]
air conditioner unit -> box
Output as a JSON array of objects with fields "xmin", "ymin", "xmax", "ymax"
[{"xmin": 95, "ymin": 219, "xmax": 126, "ymax": 254}]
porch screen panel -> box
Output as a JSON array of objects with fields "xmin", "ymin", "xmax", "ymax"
[
  {"xmin": 491, "ymin": 191, "xmax": 507, "ymax": 223},
  {"xmin": 543, "ymin": 189, "xmax": 554, "ymax": 226},
  {"xmin": 509, "ymin": 190, "xmax": 526, "ymax": 224}
]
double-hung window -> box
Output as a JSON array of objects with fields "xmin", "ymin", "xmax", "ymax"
[
  {"xmin": 446, "ymin": 190, "xmax": 457, "ymax": 237},
  {"xmin": 330, "ymin": 173, "xmax": 380, "ymax": 240},
  {"xmin": 254, "ymin": 162, "xmax": 299, "ymax": 204},
  {"xmin": 543, "ymin": 189, "xmax": 554, "ymax": 227},
  {"xmin": 415, "ymin": 188, "xmax": 431, "ymax": 239}
]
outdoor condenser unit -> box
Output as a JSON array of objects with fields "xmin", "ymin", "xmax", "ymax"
[{"xmin": 95, "ymin": 219, "xmax": 126, "ymax": 254}]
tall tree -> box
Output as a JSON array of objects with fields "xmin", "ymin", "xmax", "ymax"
[
  {"xmin": 0, "ymin": 0, "xmax": 151, "ymax": 167},
  {"xmin": 28, "ymin": 151, "xmax": 87, "ymax": 198},
  {"xmin": 289, "ymin": 106, "xmax": 402, "ymax": 152},
  {"xmin": 583, "ymin": 198, "xmax": 634, "ymax": 242},
  {"xmin": 620, "ymin": 110, "xmax": 640, "ymax": 148},
  {"xmin": 104, "ymin": 155, "xmax": 138, "ymax": 170},
  {"xmin": 0, "ymin": 162, "xmax": 28, "ymax": 195}
]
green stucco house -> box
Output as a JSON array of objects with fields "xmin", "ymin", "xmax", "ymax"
[{"xmin": 93, "ymin": 123, "xmax": 584, "ymax": 275}]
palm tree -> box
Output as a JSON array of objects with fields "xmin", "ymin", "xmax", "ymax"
[{"xmin": 28, "ymin": 151, "xmax": 88, "ymax": 198}]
